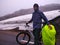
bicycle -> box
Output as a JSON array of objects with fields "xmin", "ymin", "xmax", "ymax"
[
  {"xmin": 16, "ymin": 24, "xmax": 42, "ymax": 45},
  {"xmin": 16, "ymin": 16, "xmax": 60, "ymax": 45}
]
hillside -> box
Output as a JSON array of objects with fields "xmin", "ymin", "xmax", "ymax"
[{"xmin": 0, "ymin": 4, "xmax": 60, "ymax": 21}]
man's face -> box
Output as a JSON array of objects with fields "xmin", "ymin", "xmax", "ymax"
[{"xmin": 33, "ymin": 6, "xmax": 38, "ymax": 11}]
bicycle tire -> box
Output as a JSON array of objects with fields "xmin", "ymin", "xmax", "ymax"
[{"xmin": 16, "ymin": 32, "xmax": 31, "ymax": 45}]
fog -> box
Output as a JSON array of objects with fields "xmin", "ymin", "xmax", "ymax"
[{"xmin": 0, "ymin": 0, "xmax": 60, "ymax": 16}]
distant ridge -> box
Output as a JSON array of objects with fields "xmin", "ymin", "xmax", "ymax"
[{"xmin": 0, "ymin": 4, "xmax": 60, "ymax": 21}]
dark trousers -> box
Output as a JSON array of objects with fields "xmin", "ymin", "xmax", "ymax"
[{"xmin": 33, "ymin": 28, "xmax": 42, "ymax": 45}]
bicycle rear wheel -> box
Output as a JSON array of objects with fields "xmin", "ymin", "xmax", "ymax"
[{"xmin": 16, "ymin": 32, "xmax": 30, "ymax": 45}]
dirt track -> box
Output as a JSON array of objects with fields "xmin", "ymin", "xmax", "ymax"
[
  {"xmin": 0, "ymin": 30, "xmax": 60, "ymax": 45},
  {"xmin": 0, "ymin": 31, "xmax": 19, "ymax": 45}
]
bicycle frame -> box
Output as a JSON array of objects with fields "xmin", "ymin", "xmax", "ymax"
[
  {"xmin": 24, "ymin": 23, "xmax": 43, "ymax": 40},
  {"xmin": 24, "ymin": 25, "xmax": 34, "ymax": 40}
]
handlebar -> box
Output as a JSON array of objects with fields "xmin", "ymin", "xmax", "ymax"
[{"xmin": 25, "ymin": 22, "xmax": 44, "ymax": 28}]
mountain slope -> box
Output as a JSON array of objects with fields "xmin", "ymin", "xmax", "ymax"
[{"xmin": 0, "ymin": 4, "xmax": 60, "ymax": 21}]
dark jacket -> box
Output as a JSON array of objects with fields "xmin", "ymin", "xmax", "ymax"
[{"xmin": 28, "ymin": 10, "xmax": 49, "ymax": 29}]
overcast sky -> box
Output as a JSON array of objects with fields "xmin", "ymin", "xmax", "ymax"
[{"xmin": 0, "ymin": 0, "xmax": 60, "ymax": 16}]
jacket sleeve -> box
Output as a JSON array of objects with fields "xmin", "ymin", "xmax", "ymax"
[
  {"xmin": 40, "ymin": 12, "xmax": 49, "ymax": 24},
  {"xmin": 28, "ymin": 15, "xmax": 33, "ymax": 23}
]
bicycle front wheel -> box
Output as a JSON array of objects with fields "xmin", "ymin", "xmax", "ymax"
[{"xmin": 16, "ymin": 32, "xmax": 31, "ymax": 45}]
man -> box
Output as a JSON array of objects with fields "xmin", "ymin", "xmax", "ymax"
[{"xmin": 26, "ymin": 3, "xmax": 51, "ymax": 45}]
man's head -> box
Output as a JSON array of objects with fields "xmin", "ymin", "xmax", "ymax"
[{"xmin": 33, "ymin": 3, "xmax": 39, "ymax": 11}]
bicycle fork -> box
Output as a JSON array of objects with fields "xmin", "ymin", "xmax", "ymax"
[{"xmin": 23, "ymin": 34, "xmax": 26, "ymax": 40}]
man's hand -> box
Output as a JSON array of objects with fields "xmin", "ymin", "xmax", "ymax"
[
  {"xmin": 48, "ymin": 24, "xmax": 52, "ymax": 29},
  {"xmin": 26, "ymin": 23, "xmax": 28, "ymax": 25},
  {"xmin": 26, "ymin": 22, "xmax": 29, "ymax": 27}
]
